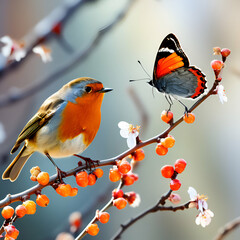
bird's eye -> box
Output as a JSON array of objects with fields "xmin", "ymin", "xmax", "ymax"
[{"xmin": 85, "ymin": 86, "xmax": 92, "ymax": 93}]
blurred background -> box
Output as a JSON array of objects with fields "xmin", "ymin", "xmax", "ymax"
[{"xmin": 0, "ymin": 0, "xmax": 239, "ymax": 239}]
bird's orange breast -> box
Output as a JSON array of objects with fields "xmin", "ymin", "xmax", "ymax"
[{"xmin": 59, "ymin": 92, "xmax": 104, "ymax": 147}]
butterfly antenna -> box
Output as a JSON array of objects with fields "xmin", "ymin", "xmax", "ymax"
[
  {"xmin": 129, "ymin": 78, "xmax": 150, "ymax": 82},
  {"xmin": 138, "ymin": 60, "xmax": 151, "ymax": 78}
]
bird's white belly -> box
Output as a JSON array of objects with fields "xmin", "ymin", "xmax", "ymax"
[{"xmin": 32, "ymin": 125, "xmax": 88, "ymax": 158}]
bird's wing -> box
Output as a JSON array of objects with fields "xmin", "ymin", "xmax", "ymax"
[{"xmin": 11, "ymin": 98, "xmax": 64, "ymax": 154}]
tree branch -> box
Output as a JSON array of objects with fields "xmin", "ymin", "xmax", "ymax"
[
  {"xmin": 111, "ymin": 201, "xmax": 190, "ymax": 240},
  {"xmin": 0, "ymin": 0, "xmax": 136, "ymax": 108},
  {"xmin": 215, "ymin": 217, "xmax": 240, "ymax": 240},
  {"xmin": 0, "ymin": 0, "xmax": 90, "ymax": 77}
]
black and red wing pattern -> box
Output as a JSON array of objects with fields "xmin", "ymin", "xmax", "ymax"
[{"xmin": 152, "ymin": 33, "xmax": 207, "ymax": 99}]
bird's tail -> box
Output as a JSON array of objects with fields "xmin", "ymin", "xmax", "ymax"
[{"xmin": 2, "ymin": 145, "xmax": 33, "ymax": 182}]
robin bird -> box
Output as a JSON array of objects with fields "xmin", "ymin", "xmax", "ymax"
[{"xmin": 2, "ymin": 77, "xmax": 112, "ymax": 182}]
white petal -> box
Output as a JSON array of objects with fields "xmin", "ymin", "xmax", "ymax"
[
  {"xmin": 206, "ymin": 209, "xmax": 214, "ymax": 217},
  {"xmin": 0, "ymin": 36, "xmax": 12, "ymax": 45},
  {"xmin": 188, "ymin": 187, "xmax": 197, "ymax": 200},
  {"xmin": 1, "ymin": 45, "xmax": 11, "ymax": 57},
  {"xmin": 120, "ymin": 129, "xmax": 129, "ymax": 138},
  {"xmin": 198, "ymin": 200, "xmax": 204, "ymax": 213},
  {"xmin": 201, "ymin": 220, "xmax": 207, "ymax": 228},
  {"xmin": 195, "ymin": 215, "xmax": 201, "ymax": 225},
  {"xmin": 13, "ymin": 49, "xmax": 26, "ymax": 62},
  {"xmin": 118, "ymin": 121, "xmax": 129, "ymax": 130},
  {"xmin": 202, "ymin": 200, "xmax": 208, "ymax": 210},
  {"xmin": 217, "ymin": 85, "xmax": 227, "ymax": 104},
  {"xmin": 127, "ymin": 134, "xmax": 137, "ymax": 148}
]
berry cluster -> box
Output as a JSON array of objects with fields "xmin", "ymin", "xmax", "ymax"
[
  {"xmin": 1, "ymin": 200, "xmax": 37, "ymax": 239},
  {"xmin": 85, "ymin": 210, "xmax": 111, "ymax": 236},
  {"xmin": 112, "ymin": 189, "xmax": 139, "ymax": 209},
  {"xmin": 109, "ymin": 154, "xmax": 143, "ymax": 186},
  {"xmin": 212, "ymin": 47, "xmax": 231, "ymax": 79},
  {"xmin": 56, "ymin": 184, "xmax": 78, "ymax": 197},
  {"xmin": 30, "ymin": 166, "xmax": 50, "ymax": 185},
  {"xmin": 161, "ymin": 110, "xmax": 195, "ymax": 125},
  {"xmin": 155, "ymin": 135, "xmax": 175, "ymax": 156},
  {"xmin": 161, "ymin": 159, "xmax": 187, "ymax": 191},
  {"xmin": 55, "ymin": 168, "xmax": 104, "ymax": 197}
]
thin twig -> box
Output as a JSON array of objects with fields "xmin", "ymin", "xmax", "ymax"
[
  {"xmin": 0, "ymin": 0, "xmax": 135, "ymax": 108},
  {"xmin": 75, "ymin": 181, "xmax": 123, "ymax": 240},
  {"xmin": 0, "ymin": 0, "xmax": 89, "ymax": 77},
  {"xmin": 215, "ymin": 217, "xmax": 240, "ymax": 240},
  {"xmin": 111, "ymin": 201, "xmax": 190, "ymax": 240}
]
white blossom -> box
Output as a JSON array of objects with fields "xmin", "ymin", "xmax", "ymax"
[
  {"xmin": 118, "ymin": 121, "xmax": 140, "ymax": 148},
  {"xmin": 216, "ymin": 84, "xmax": 227, "ymax": 104}
]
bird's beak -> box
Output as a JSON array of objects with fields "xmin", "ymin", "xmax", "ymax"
[{"xmin": 99, "ymin": 88, "xmax": 113, "ymax": 93}]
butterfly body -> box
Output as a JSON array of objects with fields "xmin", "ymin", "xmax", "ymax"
[{"xmin": 149, "ymin": 33, "xmax": 207, "ymax": 103}]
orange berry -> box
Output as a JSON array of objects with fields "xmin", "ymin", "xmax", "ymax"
[
  {"xmin": 174, "ymin": 159, "xmax": 187, "ymax": 174},
  {"xmin": 15, "ymin": 205, "xmax": 27, "ymax": 218},
  {"xmin": 86, "ymin": 223, "xmax": 99, "ymax": 236},
  {"xmin": 5, "ymin": 227, "xmax": 19, "ymax": 239},
  {"xmin": 22, "ymin": 200, "xmax": 36, "ymax": 215},
  {"xmin": 213, "ymin": 47, "xmax": 221, "ymax": 55},
  {"xmin": 70, "ymin": 187, "xmax": 78, "ymax": 197},
  {"xmin": 88, "ymin": 174, "xmax": 96, "ymax": 186},
  {"xmin": 161, "ymin": 165, "xmax": 174, "ymax": 178},
  {"xmin": 132, "ymin": 149, "xmax": 145, "ymax": 161},
  {"xmin": 93, "ymin": 168, "xmax": 104, "ymax": 178},
  {"xmin": 170, "ymin": 179, "xmax": 181, "ymax": 191},
  {"xmin": 30, "ymin": 166, "xmax": 41, "ymax": 175},
  {"xmin": 122, "ymin": 174, "xmax": 134, "ymax": 186},
  {"xmin": 37, "ymin": 172, "xmax": 50, "ymax": 185},
  {"xmin": 109, "ymin": 168, "xmax": 121, "ymax": 182},
  {"xmin": 211, "ymin": 60, "xmax": 223, "ymax": 70},
  {"xmin": 155, "ymin": 143, "xmax": 168, "ymax": 156},
  {"xmin": 56, "ymin": 184, "xmax": 72, "ymax": 197},
  {"xmin": 117, "ymin": 159, "xmax": 131, "ymax": 174},
  {"xmin": 161, "ymin": 136, "xmax": 175, "ymax": 148},
  {"xmin": 98, "ymin": 212, "xmax": 110, "ymax": 224},
  {"xmin": 1, "ymin": 206, "xmax": 14, "ymax": 219},
  {"xmin": 161, "ymin": 110, "xmax": 173, "ymax": 123},
  {"xmin": 76, "ymin": 171, "xmax": 88, "ymax": 187},
  {"xmin": 112, "ymin": 189, "xmax": 124, "ymax": 199},
  {"xmin": 221, "ymin": 48, "xmax": 231, "ymax": 58},
  {"xmin": 30, "ymin": 166, "xmax": 41, "ymax": 181},
  {"xmin": 36, "ymin": 194, "xmax": 50, "ymax": 207},
  {"xmin": 30, "ymin": 175, "xmax": 37, "ymax": 181},
  {"xmin": 183, "ymin": 112, "xmax": 195, "ymax": 124},
  {"xmin": 113, "ymin": 197, "xmax": 127, "ymax": 210}
]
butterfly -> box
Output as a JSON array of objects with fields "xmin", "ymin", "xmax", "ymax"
[{"xmin": 148, "ymin": 33, "xmax": 207, "ymax": 111}]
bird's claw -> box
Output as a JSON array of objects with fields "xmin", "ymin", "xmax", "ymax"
[{"xmin": 73, "ymin": 154, "xmax": 99, "ymax": 171}]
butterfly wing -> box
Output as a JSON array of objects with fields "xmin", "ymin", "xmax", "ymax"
[
  {"xmin": 151, "ymin": 33, "xmax": 207, "ymax": 99},
  {"xmin": 153, "ymin": 33, "xmax": 189, "ymax": 80},
  {"xmin": 157, "ymin": 67, "xmax": 206, "ymax": 99}
]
